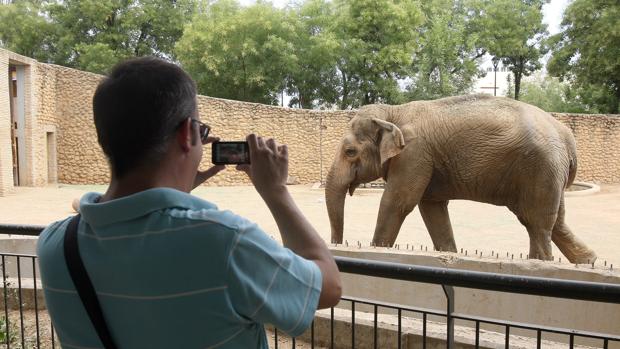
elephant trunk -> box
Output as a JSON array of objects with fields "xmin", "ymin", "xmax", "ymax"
[{"xmin": 325, "ymin": 163, "xmax": 350, "ymax": 244}]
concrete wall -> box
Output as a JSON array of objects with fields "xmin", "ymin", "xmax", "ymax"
[
  {"xmin": 330, "ymin": 248, "xmax": 620, "ymax": 348},
  {"xmin": 1, "ymin": 48, "xmax": 620, "ymax": 194}
]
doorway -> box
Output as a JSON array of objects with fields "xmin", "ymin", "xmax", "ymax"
[
  {"xmin": 8, "ymin": 64, "xmax": 27, "ymax": 186},
  {"xmin": 8, "ymin": 66, "xmax": 19, "ymax": 186},
  {"xmin": 46, "ymin": 131, "xmax": 57, "ymax": 183}
]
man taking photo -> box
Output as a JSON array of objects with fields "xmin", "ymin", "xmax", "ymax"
[{"xmin": 37, "ymin": 57, "xmax": 342, "ymax": 348}]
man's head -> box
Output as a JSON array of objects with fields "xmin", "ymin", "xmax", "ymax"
[{"xmin": 93, "ymin": 57, "xmax": 199, "ymax": 179}]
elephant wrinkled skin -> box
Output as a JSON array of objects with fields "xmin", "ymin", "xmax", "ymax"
[{"xmin": 325, "ymin": 94, "xmax": 597, "ymax": 263}]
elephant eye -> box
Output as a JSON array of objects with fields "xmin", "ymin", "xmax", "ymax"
[{"xmin": 345, "ymin": 148, "xmax": 357, "ymax": 157}]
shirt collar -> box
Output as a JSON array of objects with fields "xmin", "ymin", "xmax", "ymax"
[{"xmin": 79, "ymin": 187, "xmax": 217, "ymax": 228}]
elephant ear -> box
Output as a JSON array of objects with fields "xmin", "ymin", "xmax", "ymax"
[{"xmin": 372, "ymin": 118, "xmax": 405, "ymax": 166}]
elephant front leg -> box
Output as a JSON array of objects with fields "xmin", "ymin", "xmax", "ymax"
[
  {"xmin": 419, "ymin": 200, "xmax": 457, "ymax": 252},
  {"xmin": 372, "ymin": 180, "xmax": 429, "ymax": 247}
]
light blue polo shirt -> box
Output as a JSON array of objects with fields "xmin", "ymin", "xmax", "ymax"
[{"xmin": 37, "ymin": 188, "xmax": 322, "ymax": 349}]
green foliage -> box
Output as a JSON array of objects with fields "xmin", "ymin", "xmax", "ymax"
[
  {"xmin": 285, "ymin": 0, "xmax": 341, "ymax": 108},
  {"xmin": 0, "ymin": 0, "xmax": 195, "ymax": 74},
  {"xmin": 474, "ymin": 0, "xmax": 549, "ymax": 100},
  {"xmin": 547, "ymin": 0, "xmax": 620, "ymax": 113},
  {"xmin": 3, "ymin": 0, "xmax": 615, "ymax": 112},
  {"xmin": 0, "ymin": 1, "xmax": 55, "ymax": 62},
  {"xmin": 518, "ymin": 73, "xmax": 593, "ymax": 113},
  {"xmin": 331, "ymin": 0, "xmax": 423, "ymax": 108},
  {"xmin": 405, "ymin": 0, "xmax": 485, "ymax": 100},
  {"xmin": 176, "ymin": 0, "xmax": 296, "ymax": 104},
  {"xmin": 49, "ymin": 0, "xmax": 195, "ymax": 73}
]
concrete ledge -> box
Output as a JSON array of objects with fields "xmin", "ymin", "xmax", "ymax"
[{"xmin": 565, "ymin": 181, "xmax": 601, "ymax": 197}]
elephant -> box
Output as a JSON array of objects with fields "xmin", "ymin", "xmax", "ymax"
[{"xmin": 325, "ymin": 94, "xmax": 597, "ymax": 264}]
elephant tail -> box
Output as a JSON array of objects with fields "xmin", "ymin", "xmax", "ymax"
[{"xmin": 565, "ymin": 137, "xmax": 578, "ymax": 189}]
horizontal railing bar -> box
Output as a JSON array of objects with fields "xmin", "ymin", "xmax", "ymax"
[
  {"xmin": 0, "ymin": 224, "xmax": 46, "ymax": 236},
  {"xmin": 0, "ymin": 252, "xmax": 38, "ymax": 258},
  {"xmin": 342, "ymin": 297, "xmax": 444, "ymax": 316},
  {"xmin": 335, "ymin": 256, "xmax": 620, "ymax": 304},
  {"xmin": 341, "ymin": 295, "xmax": 446, "ymax": 316},
  {"xmin": 451, "ymin": 312, "xmax": 620, "ymax": 341}
]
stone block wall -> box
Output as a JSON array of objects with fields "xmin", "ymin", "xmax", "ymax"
[
  {"xmin": 1, "ymin": 49, "xmax": 619, "ymax": 193},
  {"xmin": 554, "ymin": 113, "xmax": 620, "ymax": 184}
]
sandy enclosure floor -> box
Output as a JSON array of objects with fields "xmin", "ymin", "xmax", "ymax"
[{"xmin": 0, "ymin": 183, "xmax": 619, "ymax": 268}]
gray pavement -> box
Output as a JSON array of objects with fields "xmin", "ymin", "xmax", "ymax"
[{"xmin": 1, "ymin": 183, "xmax": 618, "ymax": 267}]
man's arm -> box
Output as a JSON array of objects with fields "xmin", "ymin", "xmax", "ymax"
[{"xmin": 237, "ymin": 134, "xmax": 342, "ymax": 309}]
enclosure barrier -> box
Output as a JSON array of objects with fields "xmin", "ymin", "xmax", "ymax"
[{"xmin": 1, "ymin": 224, "xmax": 620, "ymax": 348}]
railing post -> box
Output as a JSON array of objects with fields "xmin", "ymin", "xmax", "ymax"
[{"xmin": 442, "ymin": 285, "xmax": 455, "ymax": 349}]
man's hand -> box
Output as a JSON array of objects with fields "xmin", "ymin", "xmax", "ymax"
[
  {"xmin": 193, "ymin": 136, "xmax": 225, "ymax": 189},
  {"xmin": 236, "ymin": 134, "xmax": 289, "ymax": 199}
]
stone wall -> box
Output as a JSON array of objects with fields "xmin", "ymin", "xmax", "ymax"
[
  {"xmin": 554, "ymin": 113, "xmax": 620, "ymax": 184},
  {"xmin": 1, "ymin": 49, "xmax": 619, "ymax": 192}
]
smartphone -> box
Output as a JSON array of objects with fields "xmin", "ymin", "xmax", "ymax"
[{"xmin": 212, "ymin": 141, "xmax": 251, "ymax": 165}]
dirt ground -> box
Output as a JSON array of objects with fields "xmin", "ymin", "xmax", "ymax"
[{"xmin": 0, "ymin": 183, "xmax": 619, "ymax": 268}]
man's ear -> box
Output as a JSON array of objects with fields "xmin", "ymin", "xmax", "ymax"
[{"xmin": 176, "ymin": 118, "xmax": 193, "ymax": 152}]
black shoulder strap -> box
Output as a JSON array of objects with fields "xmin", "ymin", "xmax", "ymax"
[{"xmin": 64, "ymin": 214, "xmax": 118, "ymax": 349}]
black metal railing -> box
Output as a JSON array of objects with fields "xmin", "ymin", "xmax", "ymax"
[{"xmin": 1, "ymin": 225, "xmax": 620, "ymax": 348}]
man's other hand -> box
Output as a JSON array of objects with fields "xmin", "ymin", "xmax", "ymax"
[{"xmin": 193, "ymin": 136, "xmax": 225, "ymax": 189}]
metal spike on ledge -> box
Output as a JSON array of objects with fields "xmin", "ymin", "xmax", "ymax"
[
  {"xmin": 460, "ymin": 248, "xmax": 463, "ymax": 254},
  {"xmin": 520, "ymin": 253, "xmax": 523, "ymax": 259},
  {"xmin": 425, "ymin": 246, "xmax": 428, "ymax": 252},
  {"xmin": 604, "ymin": 260, "xmax": 607, "ymax": 266},
  {"xmin": 511, "ymin": 254, "xmax": 514, "ymax": 260},
  {"xmin": 345, "ymin": 240, "xmax": 348, "ymax": 247},
  {"xmin": 406, "ymin": 243, "xmax": 409, "ymax": 250},
  {"xmin": 591, "ymin": 262, "xmax": 595, "ymax": 269},
  {"xmin": 465, "ymin": 250, "xmax": 468, "ymax": 256},
  {"xmin": 559, "ymin": 257, "xmax": 562, "ymax": 263}
]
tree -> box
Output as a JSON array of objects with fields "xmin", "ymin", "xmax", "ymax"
[
  {"xmin": 518, "ymin": 73, "xmax": 591, "ymax": 113},
  {"xmin": 176, "ymin": 0, "xmax": 296, "ymax": 104},
  {"xmin": 331, "ymin": 0, "xmax": 423, "ymax": 109},
  {"xmin": 285, "ymin": 0, "xmax": 340, "ymax": 109},
  {"xmin": 475, "ymin": 0, "xmax": 548, "ymax": 100},
  {"xmin": 48, "ymin": 0, "xmax": 195, "ymax": 73},
  {"xmin": 405, "ymin": 0, "xmax": 485, "ymax": 100},
  {"xmin": 0, "ymin": 1, "xmax": 55, "ymax": 61},
  {"xmin": 547, "ymin": 0, "xmax": 620, "ymax": 113},
  {"xmin": 1, "ymin": 0, "xmax": 194, "ymax": 74}
]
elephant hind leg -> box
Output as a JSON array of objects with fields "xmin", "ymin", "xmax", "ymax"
[
  {"xmin": 551, "ymin": 197, "xmax": 597, "ymax": 264},
  {"xmin": 512, "ymin": 208, "xmax": 556, "ymax": 261},
  {"xmin": 419, "ymin": 200, "xmax": 457, "ymax": 252}
]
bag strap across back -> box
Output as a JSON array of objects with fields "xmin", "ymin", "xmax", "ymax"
[{"xmin": 64, "ymin": 214, "xmax": 118, "ymax": 349}]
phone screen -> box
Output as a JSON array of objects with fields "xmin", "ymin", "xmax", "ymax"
[{"xmin": 212, "ymin": 141, "xmax": 250, "ymax": 165}]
